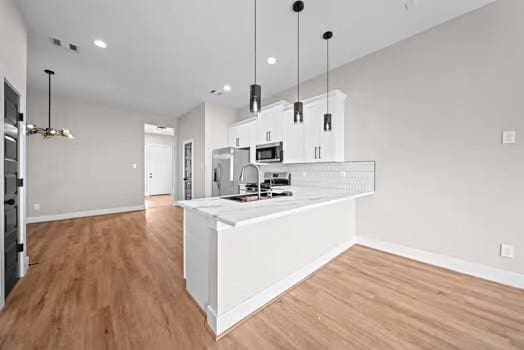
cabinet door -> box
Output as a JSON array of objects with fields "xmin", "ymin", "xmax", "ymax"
[
  {"xmin": 229, "ymin": 126, "xmax": 239, "ymax": 147},
  {"xmin": 230, "ymin": 121, "xmax": 255, "ymax": 148},
  {"xmin": 303, "ymin": 102, "xmax": 323, "ymax": 163},
  {"xmin": 256, "ymin": 108, "xmax": 284, "ymax": 145},
  {"xmin": 283, "ymin": 108, "xmax": 305, "ymax": 163}
]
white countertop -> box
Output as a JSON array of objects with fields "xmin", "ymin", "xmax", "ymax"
[{"xmin": 176, "ymin": 186, "xmax": 373, "ymax": 227}]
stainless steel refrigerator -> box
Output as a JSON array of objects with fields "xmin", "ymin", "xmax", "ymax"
[{"xmin": 212, "ymin": 147, "xmax": 250, "ymax": 197}]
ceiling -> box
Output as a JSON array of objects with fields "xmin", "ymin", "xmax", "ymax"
[
  {"xmin": 144, "ymin": 124, "xmax": 175, "ymax": 136},
  {"xmin": 19, "ymin": 0, "xmax": 495, "ymax": 117}
]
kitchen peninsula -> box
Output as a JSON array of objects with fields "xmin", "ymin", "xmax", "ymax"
[{"xmin": 177, "ymin": 164, "xmax": 375, "ymax": 338}]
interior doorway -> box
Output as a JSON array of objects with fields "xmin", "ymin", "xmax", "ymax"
[
  {"xmin": 3, "ymin": 82, "xmax": 22, "ymax": 299},
  {"xmin": 144, "ymin": 124, "xmax": 175, "ymax": 209},
  {"xmin": 182, "ymin": 140, "xmax": 193, "ymax": 200}
]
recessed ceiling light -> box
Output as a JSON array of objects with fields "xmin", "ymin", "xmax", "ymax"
[
  {"xmin": 267, "ymin": 57, "xmax": 277, "ymax": 65},
  {"xmin": 223, "ymin": 84, "xmax": 232, "ymax": 92},
  {"xmin": 93, "ymin": 39, "xmax": 107, "ymax": 49}
]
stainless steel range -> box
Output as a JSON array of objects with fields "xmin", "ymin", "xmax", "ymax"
[{"xmin": 243, "ymin": 172, "xmax": 292, "ymax": 194}]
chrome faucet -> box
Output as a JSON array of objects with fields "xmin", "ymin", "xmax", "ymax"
[{"xmin": 239, "ymin": 163, "xmax": 261, "ymax": 200}]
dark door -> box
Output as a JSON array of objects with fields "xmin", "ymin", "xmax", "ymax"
[
  {"xmin": 183, "ymin": 142, "xmax": 192, "ymax": 200},
  {"xmin": 4, "ymin": 83, "xmax": 20, "ymax": 298}
]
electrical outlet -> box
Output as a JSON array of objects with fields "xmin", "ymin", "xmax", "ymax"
[
  {"xmin": 33, "ymin": 203, "xmax": 40, "ymax": 211},
  {"xmin": 500, "ymin": 244, "xmax": 515, "ymax": 259}
]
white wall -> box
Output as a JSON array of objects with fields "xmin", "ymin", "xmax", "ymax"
[
  {"xmin": 176, "ymin": 103, "xmax": 237, "ymax": 200},
  {"xmin": 0, "ymin": 0, "xmax": 27, "ymax": 99},
  {"xmin": 144, "ymin": 133, "xmax": 176, "ymax": 196},
  {"xmin": 176, "ymin": 103, "xmax": 206, "ymax": 200},
  {"xmin": 26, "ymin": 91, "xmax": 175, "ymax": 219},
  {"xmin": 204, "ymin": 103, "xmax": 238, "ymax": 197},
  {"xmin": 238, "ymin": 1, "xmax": 524, "ymax": 275}
]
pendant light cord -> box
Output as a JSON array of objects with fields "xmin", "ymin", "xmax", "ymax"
[
  {"xmin": 326, "ymin": 38, "xmax": 329, "ymax": 114},
  {"xmin": 254, "ymin": 0, "xmax": 257, "ymax": 84},
  {"xmin": 297, "ymin": 9, "xmax": 300, "ymax": 101},
  {"xmin": 48, "ymin": 72, "xmax": 51, "ymax": 129}
]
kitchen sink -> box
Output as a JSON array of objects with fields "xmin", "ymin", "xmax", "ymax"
[{"xmin": 223, "ymin": 191, "xmax": 292, "ymax": 202}]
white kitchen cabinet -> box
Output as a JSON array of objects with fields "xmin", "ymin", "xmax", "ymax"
[
  {"xmin": 284, "ymin": 90, "xmax": 346, "ymax": 164},
  {"xmin": 283, "ymin": 107, "xmax": 305, "ymax": 164},
  {"xmin": 230, "ymin": 91, "xmax": 346, "ymax": 164},
  {"xmin": 229, "ymin": 119, "xmax": 256, "ymax": 148},
  {"xmin": 255, "ymin": 102, "xmax": 286, "ymax": 145}
]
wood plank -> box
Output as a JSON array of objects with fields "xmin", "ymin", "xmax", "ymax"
[{"xmin": 0, "ymin": 206, "xmax": 521, "ymax": 349}]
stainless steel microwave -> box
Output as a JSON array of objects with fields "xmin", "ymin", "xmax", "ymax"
[{"xmin": 256, "ymin": 142, "xmax": 283, "ymax": 163}]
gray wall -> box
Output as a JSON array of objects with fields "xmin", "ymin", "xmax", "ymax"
[
  {"xmin": 176, "ymin": 103, "xmax": 237, "ymax": 200},
  {"xmin": 26, "ymin": 91, "xmax": 175, "ymax": 218},
  {"xmin": 176, "ymin": 103, "xmax": 206, "ymax": 200},
  {"xmin": 0, "ymin": 0, "xmax": 27, "ymax": 99},
  {"xmin": 239, "ymin": 1, "xmax": 524, "ymax": 274},
  {"xmin": 204, "ymin": 103, "xmax": 238, "ymax": 197}
]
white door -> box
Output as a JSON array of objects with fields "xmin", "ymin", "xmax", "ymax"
[{"xmin": 148, "ymin": 145, "xmax": 173, "ymax": 195}]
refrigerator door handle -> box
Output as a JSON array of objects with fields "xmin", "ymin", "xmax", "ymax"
[{"xmin": 217, "ymin": 163, "xmax": 222, "ymax": 191}]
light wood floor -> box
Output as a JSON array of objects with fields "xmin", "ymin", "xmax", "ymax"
[
  {"xmin": 144, "ymin": 195, "xmax": 173, "ymax": 209},
  {"xmin": 0, "ymin": 205, "xmax": 522, "ymax": 349}
]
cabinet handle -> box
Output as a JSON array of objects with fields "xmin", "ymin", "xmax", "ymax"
[
  {"xmin": 266, "ymin": 131, "xmax": 268, "ymax": 142},
  {"xmin": 236, "ymin": 137, "xmax": 239, "ymax": 147},
  {"xmin": 268, "ymin": 131, "xmax": 271, "ymax": 141},
  {"xmin": 318, "ymin": 146, "xmax": 321, "ymax": 159},
  {"xmin": 314, "ymin": 147, "xmax": 318, "ymax": 159}
]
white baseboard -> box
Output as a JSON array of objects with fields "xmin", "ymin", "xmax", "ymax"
[
  {"xmin": 27, "ymin": 205, "xmax": 146, "ymax": 224},
  {"xmin": 356, "ymin": 236, "xmax": 524, "ymax": 289},
  {"xmin": 206, "ymin": 239, "xmax": 356, "ymax": 336}
]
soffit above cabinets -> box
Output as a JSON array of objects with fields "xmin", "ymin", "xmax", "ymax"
[{"xmin": 19, "ymin": 0, "xmax": 495, "ymax": 116}]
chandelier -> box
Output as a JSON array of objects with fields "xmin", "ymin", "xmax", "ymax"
[{"xmin": 27, "ymin": 69, "xmax": 73, "ymax": 139}]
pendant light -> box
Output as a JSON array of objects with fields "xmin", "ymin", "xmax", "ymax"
[
  {"xmin": 26, "ymin": 70, "xmax": 73, "ymax": 139},
  {"xmin": 323, "ymin": 31, "xmax": 333, "ymax": 132},
  {"xmin": 293, "ymin": 1, "xmax": 304, "ymax": 124},
  {"xmin": 249, "ymin": 0, "xmax": 261, "ymax": 114}
]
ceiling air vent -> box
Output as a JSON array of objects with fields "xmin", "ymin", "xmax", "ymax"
[
  {"xmin": 49, "ymin": 36, "xmax": 79, "ymax": 54},
  {"xmin": 209, "ymin": 89, "xmax": 223, "ymax": 96},
  {"xmin": 50, "ymin": 37, "xmax": 62, "ymax": 47},
  {"xmin": 68, "ymin": 43, "xmax": 79, "ymax": 53}
]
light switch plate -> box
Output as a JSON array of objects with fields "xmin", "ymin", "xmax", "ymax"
[
  {"xmin": 502, "ymin": 130, "xmax": 516, "ymax": 144},
  {"xmin": 132, "ymin": 163, "xmax": 137, "ymax": 169},
  {"xmin": 33, "ymin": 203, "xmax": 40, "ymax": 211},
  {"xmin": 500, "ymin": 244, "xmax": 515, "ymax": 258}
]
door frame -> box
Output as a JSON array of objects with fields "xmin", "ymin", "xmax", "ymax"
[
  {"xmin": 181, "ymin": 139, "xmax": 194, "ymax": 200},
  {"xmin": 0, "ymin": 65, "xmax": 28, "ymax": 311},
  {"xmin": 146, "ymin": 143, "xmax": 173, "ymax": 196}
]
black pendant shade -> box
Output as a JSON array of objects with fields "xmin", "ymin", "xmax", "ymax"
[
  {"xmin": 323, "ymin": 31, "xmax": 333, "ymax": 132},
  {"xmin": 250, "ymin": 84, "xmax": 261, "ymax": 113},
  {"xmin": 293, "ymin": 1, "xmax": 304, "ymax": 123},
  {"xmin": 249, "ymin": 0, "xmax": 262, "ymax": 114},
  {"xmin": 293, "ymin": 101, "xmax": 303, "ymax": 124},
  {"xmin": 26, "ymin": 70, "xmax": 73, "ymax": 139}
]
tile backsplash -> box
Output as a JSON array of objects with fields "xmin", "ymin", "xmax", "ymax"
[{"xmin": 262, "ymin": 161, "xmax": 376, "ymax": 193}]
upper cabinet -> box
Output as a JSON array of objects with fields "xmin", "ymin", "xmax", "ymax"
[
  {"xmin": 230, "ymin": 90, "xmax": 346, "ymax": 164},
  {"xmin": 255, "ymin": 101, "xmax": 286, "ymax": 145},
  {"xmin": 229, "ymin": 118, "xmax": 256, "ymax": 148},
  {"xmin": 300, "ymin": 90, "xmax": 346, "ymax": 163}
]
